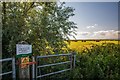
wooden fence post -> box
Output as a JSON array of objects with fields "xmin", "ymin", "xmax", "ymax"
[
  {"xmin": 17, "ymin": 41, "xmax": 31, "ymax": 80},
  {"xmin": 19, "ymin": 57, "xmax": 30, "ymax": 80}
]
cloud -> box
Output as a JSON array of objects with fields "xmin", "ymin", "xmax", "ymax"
[
  {"xmin": 94, "ymin": 31, "xmax": 108, "ymax": 36},
  {"xmin": 94, "ymin": 24, "xmax": 98, "ymax": 26},
  {"xmin": 115, "ymin": 31, "xmax": 120, "ymax": 34},
  {"xmin": 93, "ymin": 30, "xmax": 120, "ymax": 39},
  {"xmin": 78, "ymin": 32, "xmax": 90, "ymax": 36},
  {"xmin": 86, "ymin": 26, "xmax": 95, "ymax": 29},
  {"xmin": 70, "ymin": 30, "xmax": 120, "ymax": 39},
  {"xmin": 86, "ymin": 24, "xmax": 98, "ymax": 29}
]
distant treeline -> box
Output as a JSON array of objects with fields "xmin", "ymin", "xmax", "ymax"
[{"xmin": 66, "ymin": 39, "xmax": 120, "ymax": 42}]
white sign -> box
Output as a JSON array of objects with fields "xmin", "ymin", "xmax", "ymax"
[{"xmin": 16, "ymin": 44, "xmax": 32, "ymax": 55}]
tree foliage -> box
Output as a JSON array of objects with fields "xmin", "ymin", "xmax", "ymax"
[{"xmin": 2, "ymin": 2, "xmax": 77, "ymax": 58}]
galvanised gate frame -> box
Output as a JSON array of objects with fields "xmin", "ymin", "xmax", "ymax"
[
  {"xmin": 34, "ymin": 53, "xmax": 76, "ymax": 79},
  {"xmin": 0, "ymin": 53, "xmax": 76, "ymax": 80},
  {"xmin": 0, "ymin": 57, "xmax": 16, "ymax": 80}
]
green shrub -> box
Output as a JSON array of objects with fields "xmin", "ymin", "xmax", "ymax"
[{"xmin": 69, "ymin": 43, "xmax": 120, "ymax": 79}]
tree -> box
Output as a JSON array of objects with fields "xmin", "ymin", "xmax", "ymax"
[{"xmin": 2, "ymin": 2, "xmax": 77, "ymax": 58}]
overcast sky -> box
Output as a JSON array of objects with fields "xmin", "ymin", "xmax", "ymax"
[{"xmin": 65, "ymin": 2, "xmax": 119, "ymax": 39}]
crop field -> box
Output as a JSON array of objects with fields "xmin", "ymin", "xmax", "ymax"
[{"xmin": 66, "ymin": 40, "xmax": 119, "ymax": 52}]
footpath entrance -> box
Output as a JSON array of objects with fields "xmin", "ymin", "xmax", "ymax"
[{"xmin": 0, "ymin": 53, "xmax": 76, "ymax": 80}]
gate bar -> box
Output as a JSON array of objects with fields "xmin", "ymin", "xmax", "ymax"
[
  {"xmin": 37, "ymin": 54, "xmax": 71, "ymax": 58},
  {"xmin": 0, "ymin": 58, "xmax": 12, "ymax": 62},
  {"xmin": 0, "ymin": 71, "xmax": 12, "ymax": 76},
  {"xmin": 37, "ymin": 68, "xmax": 70, "ymax": 78},
  {"xmin": 37, "ymin": 61, "xmax": 70, "ymax": 68}
]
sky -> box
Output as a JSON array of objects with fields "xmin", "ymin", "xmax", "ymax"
[{"xmin": 64, "ymin": 2, "xmax": 119, "ymax": 40}]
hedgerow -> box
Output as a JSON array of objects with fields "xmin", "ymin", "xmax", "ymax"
[{"xmin": 69, "ymin": 43, "xmax": 120, "ymax": 79}]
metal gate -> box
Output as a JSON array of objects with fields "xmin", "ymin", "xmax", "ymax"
[
  {"xmin": 0, "ymin": 57, "xmax": 16, "ymax": 80},
  {"xmin": 0, "ymin": 53, "xmax": 76, "ymax": 80},
  {"xmin": 34, "ymin": 53, "xmax": 76, "ymax": 79}
]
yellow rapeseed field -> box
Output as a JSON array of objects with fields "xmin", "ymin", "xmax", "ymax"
[{"xmin": 66, "ymin": 40, "xmax": 119, "ymax": 52}]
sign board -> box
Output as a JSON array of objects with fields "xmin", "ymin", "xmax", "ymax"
[{"xmin": 16, "ymin": 44, "xmax": 32, "ymax": 58}]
